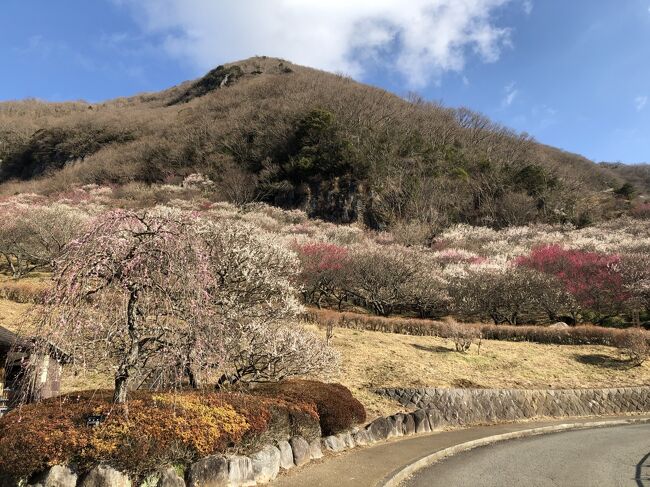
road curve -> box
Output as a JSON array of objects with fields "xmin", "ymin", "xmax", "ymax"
[{"xmin": 402, "ymin": 423, "xmax": 650, "ymax": 487}]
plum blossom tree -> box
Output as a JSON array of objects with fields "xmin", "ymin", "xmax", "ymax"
[
  {"xmin": 38, "ymin": 208, "xmax": 331, "ymax": 403},
  {"xmin": 448, "ymin": 265, "xmax": 573, "ymax": 325},
  {"xmin": 41, "ymin": 207, "xmax": 218, "ymax": 403},
  {"xmin": 403, "ymin": 268, "xmax": 450, "ymax": 319},
  {"xmin": 517, "ymin": 245, "xmax": 628, "ymax": 321},
  {"xmin": 294, "ymin": 241, "xmax": 350, "ymax": 309},
  {"xmin": 620, "ymin": 252, "xmax": 650, "ymax": 322},
  {"xmin": 194, "ymin": 218, "xmax": 313, "ymax": 387},
  {"xmin": 217, "ymin": 322, "xmax": 339, "ymax": 386},
  {"xmin": 448, "ymin": 266, "xmax": 531, "ymax": 325},
  {"xmin": 0, "ymin": 202, "xmax": 88, "ymax": 277}
]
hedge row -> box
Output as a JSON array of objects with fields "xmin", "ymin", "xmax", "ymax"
[
  {"xmin": 0, "ymin": 381, "xmax": 364, "ymax": 483},
  {"xmin": 306, "ymin": 308, "xmax": 650, "ymax": 347},
  {"xmin": 0, "ymin": 279, "xmax": 49, "ymax": 304}
]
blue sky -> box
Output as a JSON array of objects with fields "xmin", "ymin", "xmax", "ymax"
[{"xmin": 1, "ymin": 0, "xmax": 649, "ymax": 163}]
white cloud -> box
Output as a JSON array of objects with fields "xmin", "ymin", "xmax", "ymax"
[
  {"xmin": 114, "ymin": 0, "xmax": 527, "ymax": 87},
  {"xmin": 502, "ymin": 81, "xmax": 519, "ymax": 106},
  {"xmin": 635, "ymin": 95, "xmax": 648, "ymax": 112},
  {"xmin": 531, "ymin": 104, "xmax": 558, "ymax": 129}
]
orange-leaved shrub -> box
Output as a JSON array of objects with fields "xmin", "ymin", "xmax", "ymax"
[
  {"xmin": 0, "ymin": 389, "xmax": 319, "ymax": 482},
  {"xmin": 254, "ymin": 380, "xmax": 366, "ymax": 436},
  {"xmin": 223, "ymin": 391, "xmax": 320, "ymax": 450}
]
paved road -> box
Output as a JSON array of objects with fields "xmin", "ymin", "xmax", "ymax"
[
  {"xmin": 272, "ymin": 418, "xmax": 650, "ymax": 487},
  {"xmin": 403, "ymin": 423, "xmax": 650, "ymax": 487}
]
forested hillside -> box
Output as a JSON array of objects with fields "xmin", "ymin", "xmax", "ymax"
[
  {"xmin": 601, "ymin": 162, "xmax": 650, "ymax": 196},
  {"xmin": 0, "ymin": 56, "xmax": 643, "ymax": 230}
]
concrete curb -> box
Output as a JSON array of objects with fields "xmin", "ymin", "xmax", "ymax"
[{"xmin": 378, "ymin": 417, "xmax": 650, "ymax": 487}]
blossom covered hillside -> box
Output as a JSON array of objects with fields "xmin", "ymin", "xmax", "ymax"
[{"xmin": 1, "ymin": 175, "xmax": 648, "ymax": 331}]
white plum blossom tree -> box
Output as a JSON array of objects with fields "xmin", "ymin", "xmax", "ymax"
[
  {"xmin": 0, "ymin": 202, "xmax": 89, "ymax": 277},
  {"xmin": 37, "ymin": 207, "xmax": 336, "ymax": 403}
]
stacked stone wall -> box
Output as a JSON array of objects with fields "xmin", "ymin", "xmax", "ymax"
[
  {"xmin": 19, "ymin": 387, "xmax": 650, "ymax": 486},
  {"xmin": 375, "ymin": 387, "xmax": 650, "ymax": 424}
]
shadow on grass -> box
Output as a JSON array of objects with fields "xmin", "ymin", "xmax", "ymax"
[
  {"xmin": 452, "ymin": 378, "xmax": 486, "ymax": 389},
  {"xmin": 412, "ymin": 343, "xmax": 454, "ymax": 353},
  {"xmin": 574, "ymin": 353, "xmax": 634, "ymax": 369}
]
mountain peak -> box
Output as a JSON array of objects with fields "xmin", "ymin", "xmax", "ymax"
[{"xmin": 169, "ymin": 57, "xmax": 297, "ymax": 105}]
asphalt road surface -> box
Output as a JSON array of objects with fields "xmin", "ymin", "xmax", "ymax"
[{"xmin": 403, "ymin": 424, "xmax": 650, "ymax": 487}]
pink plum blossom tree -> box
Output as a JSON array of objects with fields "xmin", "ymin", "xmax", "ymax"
[
  {"xmin": 38, "ymin": 208, "xmax": 330, "ymax": 403},
  {"xmin": 294, "ymin": 241, "xmax": 350, "ymax": 309},
  {"xmin": 41, "ymin": 207, "xmax": 218, "ymax": 403}
]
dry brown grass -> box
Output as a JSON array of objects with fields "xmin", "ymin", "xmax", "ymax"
[
  {"xmin": 1, "ymin": 287, "xmax": 648, "ymax": 420},
  {"xmin": 0, "ymin": 299, "xmax": 32, "ymax": 333},
  {"xmin": 0, "ymin": 275, "xmax": 50, "ymax": 304},
  {"xmin": 305, "ymin": 323, "xmax": 650, "ymax": 418},
  {"xmin": 0, "ymin": 274, "xmax": 51, "ymax": 334}
]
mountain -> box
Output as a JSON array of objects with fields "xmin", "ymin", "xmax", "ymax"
[
  {"xmin": 0, "ymin": 56, "xmax": 641, "ymax": 229},
  {"xmin": 600, "ymin": 162, "xmax": 650, "ymax": 197}
]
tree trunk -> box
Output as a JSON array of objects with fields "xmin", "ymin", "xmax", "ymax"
[
  {"xmin": 187, "ymin": 365, "xmax": 201, "ymax": 389},
  {"xmin": 113, "ymin": 375, "xmax": 129, "ymax": 403},
  {"xmin": 113, "ymin": 289, "xmax": 141, "ymax": 404},
  {"xmin": 216, "ymin": 373, "xmax": 240, "ymax": 389}
]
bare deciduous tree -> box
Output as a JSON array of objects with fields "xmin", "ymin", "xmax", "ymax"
[
  {"xmin": 0, "ymin": 203, "xmax": 88, "ymax": 277},
  {"xmin": 347, "ymin": 247, "xmax": 417, "ymax": 316}
]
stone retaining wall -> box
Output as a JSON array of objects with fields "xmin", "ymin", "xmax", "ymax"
[
  {"xmin": 22, "ymin": 387, "xmax": 650, "ymax": 486},
  {"xmin": 375, "ymin": 387, "xmax": 650, "ymax": 424}
]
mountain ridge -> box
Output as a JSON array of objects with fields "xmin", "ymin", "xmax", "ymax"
[{"xmin": 0, "ymin": 56, "xmax": 645, "ymax": 229}]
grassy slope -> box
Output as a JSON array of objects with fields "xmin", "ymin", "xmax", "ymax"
[
  {"xmin": 0, "ymin": 299, "xmax": 31, "ymax": 333},
  {"xmin": 306, "ymin": 324, "xmax": 650, "ymax": 417},
  {"xmin": 2, "ymin": 290, "xmax": 648, "ymax": 419}
]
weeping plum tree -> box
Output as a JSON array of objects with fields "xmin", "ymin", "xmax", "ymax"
[
  {"xmin": 38, "ymin": 207, "xmax": 333, "ymax": 403},
  {"xmin": 40, "ymin": 207, "xmax": 222, "ymax": 403}
]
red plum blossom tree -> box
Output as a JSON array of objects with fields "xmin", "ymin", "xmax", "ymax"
[{"xmin": 517, "ymin": 244, "xmax": 628, "ymax": 321}]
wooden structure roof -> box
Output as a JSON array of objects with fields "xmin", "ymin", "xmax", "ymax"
[{"xmin": 0, "ymin": 326, "xmax": 23, "ymax": 353}]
